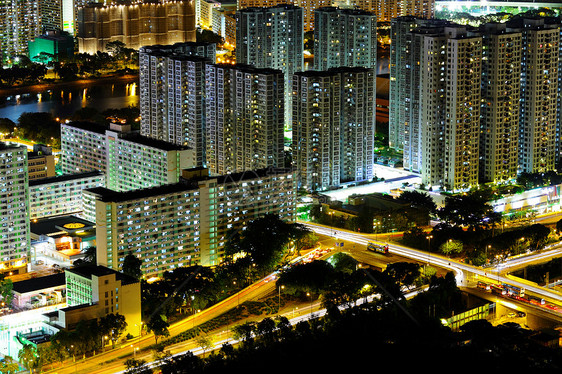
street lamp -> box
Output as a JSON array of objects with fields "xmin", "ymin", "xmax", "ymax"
[
  {"xmin": 306, "ymin": 292, "xmax": 312, "ymax": 317},
  {"xmin": 426, "ymin": 235, "xmax": 433, "ymax": 265},
  {"xmin": 101, "ymin": 335, "xmax": 108, "ymax": 353},
  {"xmin": 278, "ymin": 285, "xmax": 285, "ymax": 314}
]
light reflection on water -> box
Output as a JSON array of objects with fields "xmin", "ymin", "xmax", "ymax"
[{"xmin": 0, "ymin": 82, "xmax": 139, "ymax": 122}]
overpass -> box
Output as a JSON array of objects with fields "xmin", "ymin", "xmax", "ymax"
[{"xmin": 301, "ymin": 222, "xmax": 562, "ymax": 325}]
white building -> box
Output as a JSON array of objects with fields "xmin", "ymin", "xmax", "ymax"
[
  {"xmin": 139, "ymin": 43, "xmax": 216, "ymax": 166},
  {"xmin": 292, "ymin": 67, "xmax": 375, "ymax": 191},
  {"xmin": 29, "ymin": 171, "xmax": 105, "ymax": 220},
  {"xmin": 313, "ymin": 7, "xmax": 377, "ymax": 71},
  {"xmin": 61, "ymin": 122, "xmax": 194, "ymax": 193},
  {"xmin": 84, "ymin": 167, "xmax": 296, "ymax": 276},
  {"xmin": 236, "ymin": 4, "xmax": 304, "ymax": 128},
  {"xmin": 0, "ymin": 142, "xmax": 29, "ymax": 275},
  {"xmin": 205, "ymin": 64, "xmax": 285, "ymax": 175}
]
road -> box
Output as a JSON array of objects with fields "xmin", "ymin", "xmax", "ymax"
[
  {"xmin": 301, "ymin": 222, "xmax": 562, "ymax": 305},
  {"xmin": 45, "ymin": 221, "xmax": 562, "ymax": 373}
]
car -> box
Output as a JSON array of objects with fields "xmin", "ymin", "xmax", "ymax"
[
  {"xmin": 517, "ymin": 311, "xmax": 526, "ymax": 318},
  {"xmin": 507, "ymin": 312, "xmax": 516, "ymax": 318}
]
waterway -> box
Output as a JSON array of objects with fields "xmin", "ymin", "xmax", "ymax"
[{"xmin": 0, "ymin": 78, "xmax": 140, "ymax": 122}]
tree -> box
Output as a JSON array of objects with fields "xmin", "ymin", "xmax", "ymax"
[
  {"xmin": 439, "ymin": 239, "xmax": 463, "ymax": 257},
  {"xmin": 399, "ymin": 190, "xmax": 437, "ymax": 213},
  {"xmin": 0, "ymin": 275, "xmax": 13, "ymax": 307},
  {"xmin": 195, "ymin": 332, "xmax": 214, "ymax": 357},
  {"xmin": 438, "ymin": 192, "xmax": 501, "ymax": 231},
  {"xmin": 0, "ymin": 356, "xmax": 20, "ymax": 374},
  {"xmin": 124, "ymin": 358, "xmax": 153, "ymax": 374},
  {"xmin": 122, "ymin": 252, "xmax": 143, "ymax": 280},
  {"xmin": 0, "ymin": 118, "xmax": 15, "ymax": 136},
  {"xmin": 146, "ymin": 314, "xmax": 170, "ymax": 344},
  {"xmin": 556, "ymin": 219, "xmax": 562, "ymax": 235},
  {"xmin": 384, "ymin": 262, "xmax": 421, "ymax": 290},
  {"xmin": 225, "ymin": 214, "xmax": 293, "ymax": 274},
  {"xmin": 99, "ymin": 313, "xmax": 128, "ymax": 348},
  {"xmin": 18, "ymin": 344, "xmax": 39, "ymax": 373}
]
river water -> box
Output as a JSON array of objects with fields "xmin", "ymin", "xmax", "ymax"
[{"xmin": 0, "ymin": 81, "xmax": 139, "ymax": 122}]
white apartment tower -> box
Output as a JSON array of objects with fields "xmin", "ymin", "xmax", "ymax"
[
  {"xmin": 139, "ymin": 43, "xmax": 216, "ymax": 167},
  {"xmin": 313, "ymin": 7, "xmax": 377, "ymax": 71},
  {"xmin": 389, "ymin": 17, "xmax": 451, "ymax": 170},
  {"xmin": 418, "ymin": 26, "xmax": 482, "ymax": 191},
  {"xmin": 509, "ymin": 18, "xmax": 560, "ymax": 174},
  {"xmin": 479, "ymin": 23, "xmax": 522, "ymax": 183},
  {"xmin": 205, "ymin": 64, "xmax": 285, "ymax": 175},
  {"xmin": 292, "ymin": 67, "xmax": 375, "ymax": 191},
  {"xmin": 236, "ymin": 5, "xmax": 304, "ymax": 128},
  {"xmin": 0, "ymin": 142, "xmax": 29, "ymax": 275}
]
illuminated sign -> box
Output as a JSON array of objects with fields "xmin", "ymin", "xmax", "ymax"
[{"xmin": 63, "ymin": 223, "xmax": 86, "ymax": 229}]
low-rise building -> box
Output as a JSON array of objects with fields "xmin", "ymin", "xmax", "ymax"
[
  {"xmin": 84, "ymin": 167, "xmax": 296, "ymax": 276},
  {"xmin": 27, "ymin": 144, "xmax": 55, "ymax": 180},
  {"xmin": 61, "ymin": 122, "xmax": 194, "ymax": 192},
  {"xmin": 29, "ymin": 171, "xmax": 105, "ymax": 220}
]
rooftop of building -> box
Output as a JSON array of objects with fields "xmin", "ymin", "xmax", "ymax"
[
  {"xmin": 12, "ymin": 273, "xmax": 66, "ymax": 295},
  {"xmin": 33, "ymin": 30, "xmax": 73, "ymax": 42},
  {"xmin": 294, "ymin": 66, "xmax": 373, "ymax": 77},
  {"xmin": 29, "ymin": 171, "xmax": 103, "ymax": 187},
  {"xmin": 66, "ymin": 265, "xmax": 139, "ymax": 285},
  {"xmin": 30, "ymin": 215, "xmax": 96, "ymax": 236},
  {"xmin": 85, "ymin": 166, "xmax": 294, "ymax": 202},
  {"xmin": 315, "ymin": 6, "xmax": 375, "ymax": 16},
  {"xmin": 0, "ymin": 141, "xmax": 26, "ymax": 151},
  {"xmin": 237, "ymin": 4, "xmax": 302, "ymax": 12},
  {"xmin": 212, "ymin": 63, "xmax": 283, "ymax": 76},
  {"xmin": 64, "ymin": 121, "xmax": 191, "ymax": 151}
]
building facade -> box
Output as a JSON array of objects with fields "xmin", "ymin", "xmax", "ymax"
[
  {"xmin": 84, "ymin": 167, "xmax": 295, "ymax": 276},
  {"xmin": 76, "ymin": 0, "xmax": 196, "ymax": 54},
  {"xmin": 236, "ymin": 5, "xmax": 304, "ymax": 128},
  {"xmin": 509, "ymin": 18, "xmax": 560, "ymax": 174},
  {"xmin": 0, "ymin": 142, "xmax": 29, "ymax": 275},
  {"xmin": 292, "ymin": 67, "xmax": 375, "ymax": 191},
  {"xmin": 205, "ymin": 64, "xmax": 285, "ymax": 175},
  {"xmin": 61, "ymin": 122, "xmax": 194, "ymax": 192},
  {"xmin": 139, "ymin": 43, "xmax": 216, "ymax": 167},
  {"xmin": 62, "ymin": 265, "xmax": 141, "ymax": 337},
  {"xmin": 0, "ymin": 0, "xmax": 64, "ymax": 60},
  {"xmin": 479, "ymin": 23, "xmax": 522, "ymax": 183},
  {"xmin": 29, "ymin": 171, "xmax": 105, "ymax": 220},
  {"xmin": 313, "ymin": 7, "xmax": 377, "ymax": 71}
]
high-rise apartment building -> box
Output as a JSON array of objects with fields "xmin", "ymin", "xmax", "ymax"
[
  {"xmin": 237, "ymin": 0, "xmax": 329, "ymax": 31},
  {"xmin": 84, "ymin": 167, "xmax": 295, "ymax": 276},
  {"xmin": 392, "ymin": 21, "xmax": 482, "ymax": 191},
  {"xmin": 0, "ymin": 0, "xmax": 63, "ymax": 60},
  {"xmin": 205, "ymin": 64, "xmax": 285, "ymax": 175},
  {"xmin": 389, "ymin": 17, "xmax": 450, "ymax": 168},
  {"xmin": 313, "ymin": 7, "xmax": 377, "ymax": 71},
  {"xmin": 479, "ymin": 23, "xmax": 522, "ymax": 183},
  {"xmin": 0, "ymin": 142, "xmax": 29, "ymax": 275},
  {"xmin": 507, "ymin": 18, "xmax": 560, "ymax": 174},
  {"xmin": 139, "ymin": 43, "xmax": 216, "ymax": 167},
  {"xmin": 236, "ymin": 5, "xmax": 304, "ymax": 128},
  {"xmin": 76, "ymin": 0, "xmax": 196, "ymax": 54},
  {"xmin": 292, "ymin": 67, "xmax": 375, "ymax": 191},
  {"xmin": 61, "ymin": 122, "xmax": 194, "ymax": 192},
  {"xmin": 420, "ymin": 26, "xmax": 482, "ymax": 191}
]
